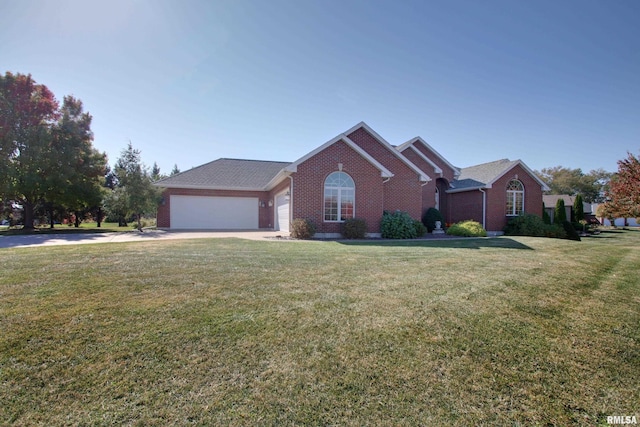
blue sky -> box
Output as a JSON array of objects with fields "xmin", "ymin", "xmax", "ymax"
[{"xmin": 2, "ymin": 0, "xmax": 639, "ymax": 175}]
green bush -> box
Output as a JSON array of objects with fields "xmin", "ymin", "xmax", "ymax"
[
  {"xmin": 562, "ymin": 220, "xmax": 581, "ymax": 241},
  {"xmin": 413, "ymin": 220, "xmax": 427, "ymax": 237},
  {"xmin": 341, "ymin": 218, "xmax": 367, "ymax": 239},
  {"xmin": 381, "ymin": 211, "xmax": 417, "ymax": 239},
  {"xmin": 573, "ymin": 194, "xmax": 584, "ymax": 222},
  {"xmin": 446, "ymin": 220, "xmax": 487, "ymax": 237},
  {"xmin": 555, "ymin": 199, "xmax": 567, "ymax": 223},
  {"xmin": 504, "ymin": 214, "xmax": 568, "ymax": 239},
  {"xmin": 290, "ymin": 218, "xmax": 316, "ymax": 239},
  {"xmin": 542, "ymin": 208, "xmax": 551, "ymax": 225},
  {"xmin": 422, "ymin": 207, "xmax": 444, "ymax": 232}
]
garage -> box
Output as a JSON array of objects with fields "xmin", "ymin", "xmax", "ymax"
[
  {"xmin": 170, "ymin": 195, "xmax": 259, "ymax": 229},
  {"xmin": 275, "ymin": 192, "xmax": 290, "ymax": 233}
]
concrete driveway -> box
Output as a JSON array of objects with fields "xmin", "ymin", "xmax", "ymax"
[{"xmin": 0, "ymin": 230, "xmax": 290, "ymax": 249}]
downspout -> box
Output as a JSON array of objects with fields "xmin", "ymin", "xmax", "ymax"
[
  {"xmin": 479, "ymin": 188, "xmax": 486, "ymax": 230},
  {"xmin": 288, "ymin": 175, "xmax": 294, "ymax": 226}
]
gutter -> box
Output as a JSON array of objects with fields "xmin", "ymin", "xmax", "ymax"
[{"xmin": 479, "ymin": 188, "xmax": 486, "ymax": 229}]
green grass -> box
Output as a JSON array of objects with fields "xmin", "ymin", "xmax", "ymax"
[{"xmin": 1, "ymin": 231, "xmax": 639, "ymax": 425}]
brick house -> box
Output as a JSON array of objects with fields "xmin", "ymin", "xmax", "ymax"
[{"xmin": 154, "ymin": 122, "xmax": 549, "ymax": 236}]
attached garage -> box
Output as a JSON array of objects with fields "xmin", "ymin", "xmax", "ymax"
[
  {"xmin": 275, "ymin": 192, "xmax": 290, "ymax": 233},
  {"xmin": 169, "ymin": 195, "xmax": 259, "ymax": 230}
]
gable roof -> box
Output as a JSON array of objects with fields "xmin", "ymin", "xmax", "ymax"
[
  {"xmin": 153, "ymin": 158, "xmax": 291, "ymax": 191},
  {"xmin": 449, "ymin": 159, "xmax": 550, "ymax": 193},
  {"xmin": 341, "ymin": 122, "xmax": 431, "ymax": 182},
  {"xmin": 397, "ymin": 137, "xmax": 461, "ymax": 178},
  {"xmin": 543, "ymin": 195, "xmax": 592, "ymax": 213},
  {"xmin": 284, "ymin": 133, "xmax": 394, "ymax": 178}
]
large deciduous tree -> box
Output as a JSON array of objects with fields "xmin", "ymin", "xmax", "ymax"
[
  {"xmin": 0, "ymin": 72, "xmax": 106, "ymax": 229},
  {"xmin": 536, "ymin": 166, "xmax": 611, "ymax": 203},
  {"xmin": 1, "ymin": 72, "xmax": 59, "ymax": 228},
  {"xmin": 607, "ymin": 152, "xmax": 640, "ymax": 222}
]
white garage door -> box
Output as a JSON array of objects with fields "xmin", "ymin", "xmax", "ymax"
[
  {"xmin": 170, "ymin": 195, "xmax": 259, "ymax": 229},
  {"xmin": 276, "ymin": 193, "xmax": 290, "ymax": 233}
]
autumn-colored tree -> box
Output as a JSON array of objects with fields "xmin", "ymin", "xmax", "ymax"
[
  {"xmin": 0, "ymin": 72, "xmax": 59, "ymax": 228},
  {"xmin": 1, "ymin": 72, "xmax": 106, "ymax": 229},
  {"xmin": 607, "ymin": 152, "xmax": 640, "ymax": 223}
]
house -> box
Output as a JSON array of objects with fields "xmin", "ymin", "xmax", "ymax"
[
  {"xmin": 543, "ymin": 195, "xmax": 600, "ymax": 224},
  {"xmin": 154, "ymin": 122, "xmax": 549, "ymax": 237}
]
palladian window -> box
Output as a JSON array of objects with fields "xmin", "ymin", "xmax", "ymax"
[
  {"xmin": 324, "ymin": 172, "xmax": 355, "ymax": 222},
  {"xmin": 506, "ymin": 179, "xmax": 524, "ymax": 216}
]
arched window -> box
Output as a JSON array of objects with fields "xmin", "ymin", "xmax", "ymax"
[
  {"xmin": 324, "ymin": 172, "xmax": 355, "ymax": 222},
  {"xmin": 506, "ymin": 179, "xmax": 524, "ymax": 216}
]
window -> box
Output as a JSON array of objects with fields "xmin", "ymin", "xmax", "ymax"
[
  {"xmin": 506, "ymin": 179, "xmax": 524, "ymax": 216},
  {"xmin": 324, "ymin": 171, "xmax": 355, "ymax": 222}
]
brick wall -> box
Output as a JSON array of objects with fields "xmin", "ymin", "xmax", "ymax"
[
  {"xmin": 485, "ymin": 164, "xmax": 544, "ymax": 231},
  {"xmin": 292, "ymin": 139, "xmax": 384, "ymax": 234},
  {"xmin": 346, "ymin": 128, "xmax": 422, "ymax": 220},
  {"xmin": 413, "ymin": 142, "xmax": 457, "ymax": 183},
  {"xmin": 401, "ymin": 148, "xmax": 437, "ymax": 217},
  {"xmin": 449, "ymin": 190, "xmax": 484, "ymax": 225}
]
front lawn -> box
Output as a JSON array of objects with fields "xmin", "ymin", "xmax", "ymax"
[{"xmin": 1, "ymin": 231, "xmax": 638, "ymax": 425}]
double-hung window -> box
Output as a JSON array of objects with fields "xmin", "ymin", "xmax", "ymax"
[{"xmin": 324, "ymin": 172, "xmax": 355, "ymax": 222}]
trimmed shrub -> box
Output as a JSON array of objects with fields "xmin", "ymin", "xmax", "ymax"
[
  {"xmin": 381, "ymin": 211, "xmax": 417, "ymax": 239},
  {"xmin": 413, "ymin": 220, "xmax": 427, "ymax": 237},
  {"xmin": 542, "ymin": 208, "xmax": 551, "ymax": 225},
  {"xmin": 504, "ymin": 213, "xmax": 548, "ymax": 236},
  {"xmin": 341, "ymin": 218, "xmax": 367, "ymax": 239},
  {"xmin": 290, "ymin": 218, "xmax": 316, "ymax": 239},
  {"xmin": 573, "ymin": 194, "xmax": 584, "ymax": 222},
  {"xmin": 504, "ymin": 213, "xmax": 569, "ymax": 239},
  {"xmin": 446, "ymin": 220, "xmax": 487, "ymax": 237},
  {"xmin": 422, "ymin": 207, "xmax": 444, "ymax": 232},
  {"xmin": 562, "ymin": 220, "xmax": 581, "ymax": 241},
  {"xmin": 555, "ymin": 199, "xmax": 567, "ymax": 223}
]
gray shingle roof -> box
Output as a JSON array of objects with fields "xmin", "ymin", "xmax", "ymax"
[
  {"xmin": 153, "ymin": 158, "xmax": 292, "ymax": 190},
  {"xmin": 452, "ymin": 159, "xmax": 519, "ymax": 190}
]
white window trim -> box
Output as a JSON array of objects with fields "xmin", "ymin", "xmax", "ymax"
[
  {"xmin": 506, "ymin": 179, "xmax": 525, "ymax": 216},
  {"xmin": 324, "ymin": 172, "xmax": 355, "ymax": 223}
]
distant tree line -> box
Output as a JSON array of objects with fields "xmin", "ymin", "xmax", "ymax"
[{"xmin": 0, "ymin": 71, "xmax": 178, "ymax": 229}]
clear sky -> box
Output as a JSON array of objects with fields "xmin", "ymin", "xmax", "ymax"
[{"xmin": 2, "ymin": 0, "xmax": 639, "ymax": 175}]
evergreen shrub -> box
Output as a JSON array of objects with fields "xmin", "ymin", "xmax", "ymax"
[
  {"xmin": 422, "ymin": 207, "xmax": 444, "ymax": 232},
  {"xmin": 562, "ymin": 220, "xmax": 581, "ymax": 241},
  {"xmin": 381, "ymin": 211, "xmax": 417, "ymax": 239},
  {"xmin": 413, "ymin": 220, "xmax": 427, "ymax": 237},
  {"xmin": 341, "ymin": 218, "xmax": 367, "ymax": 239}
]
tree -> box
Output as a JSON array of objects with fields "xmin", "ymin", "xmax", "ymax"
[
  {"xmin": 573, "ymin": 194, "xmax": 584, "ymax": 222},
  {"xmin": 536, "ymin": 166, "xmax": 611, "ymax": 203},
  {"xmin": 151, "ymin": 162, "xmax": 162, "ymax": 181},
  {"xmin": 170, "ymin": 164, "xmax": 180, "ymax": 176},
  {"xmin": 109, "ymin": 143, "xmax": 161, "ymax": 230},
  {"xmin": 596, "ymin": 202, "xmax": 617, "ymax": 227},
  {"xmin": 607, "ymin": 152, "xmax": 640, "ymax": 224},
  {"xmin": 0, "ymin": 72, "xmax": 59, "ymax": 228},
  {"xmin": 45, "ymin": 96, "xmax": 107, "ymax": 227},
  {"xmin": 554, "ymin": 199, "xmax": 567, "ymax": 224}
]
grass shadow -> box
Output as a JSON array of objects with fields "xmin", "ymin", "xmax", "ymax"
[{"xmin": 338, "ymin": 237, "xmax": 533, "ymax": 250}]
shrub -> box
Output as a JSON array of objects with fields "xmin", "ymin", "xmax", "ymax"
[
  {"xmin": 504, "ymin": 213, "xmax": 570, "ymax": 239},
  {"xmin": 555, "ymin": 199, "xmax": 567, "ymax": 223},
  {"xmin": 422, "ymin": 207, "xmax": 444, "ymax": 232},
  {"xmin": 290, "ymin": 218, "xmax": 316, "ymax": 239},
  {"xmin": 446, "ymin": 220, "xmax": 487, "ymax": 237},
  {"xmin": 413, "ymin": 220, "xmax": 427, "ymax": 237},
  {"xmin": 542, "ymin": 208, "xmax": 551, "ymax": 225},
  {"xmin": 341, "ymin": 218, "xmax": 367, "ymax": 239},
  {"xmin": 381, "ymin": 211, "xmax": 417, "ymax": 239},
  {"xmin": 573, "ymin": 194, "xmax": 584, "ymax": 222},
  {"xmin": 562, "ymin": 220, "xmax": 581, "ymax": 241}
]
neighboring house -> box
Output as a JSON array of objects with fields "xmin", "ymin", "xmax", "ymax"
[
  {"xmin": 543, "ymin": 195, "xmax": 599, "ymax": 224},
  {"xmin": 154, "ymin": 122, "xmax": 549, "ymax": 237}
]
